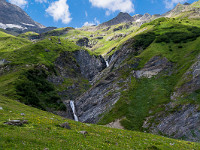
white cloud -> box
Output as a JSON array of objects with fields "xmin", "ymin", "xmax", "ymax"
[
  {"xmin": 8, "ymin": 0, "xmax": 28, "ymax": 8},
  {"xmin": 164, "ymin": 0, "xmax": 187, "ymax": 9},
  {"xmin": 46, "ymin": 0, "xmax": 72, "ymax": 24},
  {"xmin": 83, "ymin": 18, "xmax": 100, "ymax": 27},
  {"xmin": 35, "ymin": 0, "xmax": 47, "ymax": 3},
  {"xmin": 89, "ymin": 0, "xmax": 134, "ymax": 15}
]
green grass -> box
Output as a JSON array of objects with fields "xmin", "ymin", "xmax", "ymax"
[
  {"xmin": 17, "ymin": 32, "xmax": 39, "ymax": 40},
  {"xmin": 0, "ymin": 95, "xmax": 199, "ymax": 149},
  {"xmin": 98, "ymin": 18, "xmax": 200, "ymax": 133}
]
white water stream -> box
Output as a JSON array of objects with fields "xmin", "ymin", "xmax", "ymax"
[
  {"xmin": 70, "ymin": 101, "xmax": 79, "ymax": 121},
  {"xmin": 106, "ymin": 61, "xmax": 109, "ymax": 67}
]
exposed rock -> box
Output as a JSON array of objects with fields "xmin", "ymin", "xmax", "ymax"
[
  {"xmin": 113, "ymin": 26, "xmax": 123, "ymax": 32},
  {"xmin": 107, "ymin": 33, "xmax": 126, "ymax": 41},
  {"xmin": 60, "ymin": 122, "xmax": 71, "ymax": 129},
  {"xmin": 4, "ymin": 120, "xmax": 28, "ymax": 126},
  {"xmin": 0, "ymin": 0, "xmax": 56, "ymax": 34},
  {"xmin": 76, "ymin": 37, "xmax": 89, "ymax": 47},
  {"xmin": 135, "ymin": 56, "xmax": 172, "ymax": 78},
  {"xmin": 145, "ymin": 104, "xmax": 200, "ymax": 142},
  {"xmin": 171, "ymin": 55, "xmax": 200, "ymax": 100},
  {"xmin": 132, "ymin": 14, "xmax": 143, "ymax": 21},
  {"xmin": 95, "ymin": 36, "xmax": 103, "ymax": 40},
  {"xmin": 98, "ymin": 12, "xmax": 134, "ymax": 28},
  {"xmin": 74, "ymin": 50, "xmax": 106, "ymax": 81},
  {"xmin": 0, "ymin": 0, "xmax": 44, "ymax": 29},
  {"xmin": 140, "ymin": 13, "xmax": 152, "ymax": 22},
  {"xmin": 0, "ymin": 107, "xmax": 3, "ymax": 110},
  {"xmin": 74, "ymin": 39, "xmax": 141, "ymax": 124},
  {"xmin": 79, "ymin": 131, "xmax": 88, "ymax": 135},
  {"xmin": 106, "ymin": 119, "xmax": 124, "ymax": 129}
]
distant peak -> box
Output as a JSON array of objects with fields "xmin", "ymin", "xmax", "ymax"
[
  {"xmin": 98, "ymin": 12, "xmax": 133, "ymax": 27},
  {"xmin": 117, "ymin": 12, "xmax": 130, "ymax": 17},
  {"xmin": 183, "ymin": 2, "xmax": 190, "ymax": 5}
]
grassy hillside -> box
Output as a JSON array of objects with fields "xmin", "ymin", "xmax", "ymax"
[
  {"xmin": 0, "ymin": 95, "xmax": 199, "ymax": 149},
  {"xmin": 0, "ymin": 34, "xmax": 92, "ymax": 111},
  {"xmin": 98, "ymin": 17, "xmax": 200, "ymax": 134}
]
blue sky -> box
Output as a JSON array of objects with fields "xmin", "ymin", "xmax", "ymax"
[{"xmin": 7, "ymin": 0, "xmax": 197, "ymax": 28}]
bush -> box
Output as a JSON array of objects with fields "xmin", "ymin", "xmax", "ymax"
[
  {"xmin": 155, "ymin": 29, "xmax": 200, "ymax": 43},
  {"xmin": 16, "ymin": 68, "xmax": 62, "ymax": 110},
  {"xmin": 132, "ymin": 32, "xmax": 156, "ymax": 50}
]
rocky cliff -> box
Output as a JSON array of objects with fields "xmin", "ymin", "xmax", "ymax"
[{"xmin": 0, "ymin": 0, "xmax": 56, "ymax": 34}]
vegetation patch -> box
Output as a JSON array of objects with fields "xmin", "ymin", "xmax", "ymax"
[{"xmin": 15, "ymin": 68, "xmax": 64, "ymax": 111}]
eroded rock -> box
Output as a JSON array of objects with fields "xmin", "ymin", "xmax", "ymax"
[
  {"xmin": 4, "ymin": 120, "xmax": 28, "ymax": 126},
  {"xmin": 135, "ymin": 56, "xmax": 172, "ymax": 78}
]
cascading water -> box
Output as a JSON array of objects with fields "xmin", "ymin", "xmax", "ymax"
[
  {"xmin": 70, "ymin": 101, "xmax": 79, "ymax": 121},
  {"xmin": 106, "ymin": 60, "xmax": 109, "ymax": 67}
]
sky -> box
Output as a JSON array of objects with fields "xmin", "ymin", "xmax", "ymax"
[{"xmin": 6, "ymin": 0, "xmax": 197, "ymax": 28}]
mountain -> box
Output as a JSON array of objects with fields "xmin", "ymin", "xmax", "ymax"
[
  {"xmin": 0, "ymin": 0, "xmax": 200, "ymax": 148},
  {"xmin": 98, "ymin": 12, "xmax": 134, "ymax": 28},
  {"xmin": 163, "ymin": 1, "xmax": 200, "ymax": 18},
  {"xmin": 0, "ymin": 0, "xmax": 56, "ymax": 34}
]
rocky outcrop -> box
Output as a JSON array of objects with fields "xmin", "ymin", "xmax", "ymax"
[
  {"xmin": 74, "ymin": 50, "xmax": 106, "ymax": 81},
  {"xmin": 172, "ymin": 55, "xmax": 200, "ymax": 100},
  {"xmin": 135, "ymin": 56, "xmax": 172, "ymax": 78},
  {"xmin": 75, "ymin": 69, "xmax": 129, "ymax": 123},
  {"xmin": 76, "ymin": 38, "xmax": 89, "ymax": 47},
  {"xmin": 144, "ymin": 104, "xmax": 200, "ymax": 142},
  {"xmin": 48, "ymin": 50, "xmax": 106, "ymax": 100},
  {"xmin": 75, "ymin": 38, "xmax": 141, "ymax": 123}
]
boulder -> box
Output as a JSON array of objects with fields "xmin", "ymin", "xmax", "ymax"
[
  {"xmin": 4, "ymin": 120, "xmax": 28, "ymax": 126},
  {"xmin": 60, "ymin": 122, "xmax": 71, "ymax": 129}
]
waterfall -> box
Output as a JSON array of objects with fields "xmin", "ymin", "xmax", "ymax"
[
  {"xmin": 106, "ymin": 60, "xmax": 109, "ymax": 67},
  {"xmin": 70, "ymin": 101, "xmax": 79, "ymax": 121}
]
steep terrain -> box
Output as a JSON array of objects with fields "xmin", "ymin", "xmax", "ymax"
[
  {"xmin": 0, "ymin": 0, "xmax": 200, "ymax": 148},
  {"xmin": 0, "ymin": 0, "xmax": 55, "ymax": 35}
]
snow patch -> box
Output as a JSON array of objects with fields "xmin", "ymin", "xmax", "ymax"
[
  {"xmin": 22, "ymin": 23, "xmax": 35, "ymax": 27},
  {"xmin": 0, "ymin": 22, "xmax": 27, "ymax": 30}
]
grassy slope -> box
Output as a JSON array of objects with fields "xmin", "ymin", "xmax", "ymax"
[
  {"xmin": 59, "ymin": 23, "xmax": 139, "ymax": 56},
  {"xmin": 98, "ymin": 18, "xmax": 200, "ymax": 133},
  {"xmin": 0, "ymin": 35, "xmax": 91, "ymax": 109},
  {"xmin": 0, "ymin": 95, "xmax": 199, "ymax": 150}
]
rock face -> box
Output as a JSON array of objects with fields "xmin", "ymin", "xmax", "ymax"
[
  {"xmin": 98, "ymin": 12, "xmax": 134, "ymax": 28},
  {"xmin": 75, "ymin": 38, "xmax": 141, "ymax": 123},
  {"xmin": 135, "ymin": 56, "xmax": 172, "ymax": 78},
  {"xmin": 0, "ymin": 0, "xmax": 56, "ymax": 34},
  {"xmin": 74, "ymin": 50, "xmax": 106, "ymax": 81},
  {"xmin": 172, "ymin": 55, "xmax": 200, "ymax": 100},
  {"xmin": 144, "ymin": 104, "xmax": 200, "ymax": 142},
  {"xmin": 0, "ymin": 0, "xmax": 44, "ymax": 29},
  {"xmin": 48, "ymin": 50, "xmax": 106, "ymax": 100},
  {"xmin": 76, "ymin": 38, "xmax": 89, "ymax": 47}
]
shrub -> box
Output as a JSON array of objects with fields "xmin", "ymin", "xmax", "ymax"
[
  {"xmin": 16, "ymin": 68, "xmax": 63, "ymax": 110},
  {"xmin": 132, "ymin": 32, "xmax": 156, "ymax": 50}
]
